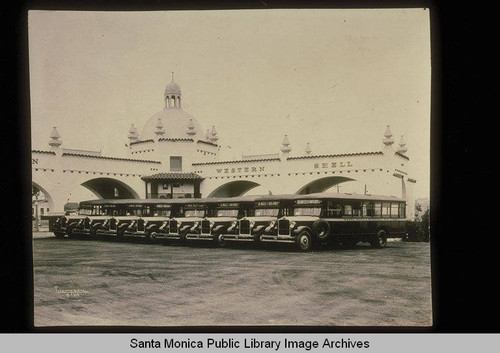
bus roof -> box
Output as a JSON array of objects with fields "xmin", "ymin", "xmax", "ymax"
[{"xmin": 294, "ymin": 192, "xmax": 405, "ymax": 202}]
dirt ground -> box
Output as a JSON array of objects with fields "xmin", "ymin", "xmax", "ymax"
[{"xmin": 32, "ymin": 235, "xmax": 432, "ymax": 327}]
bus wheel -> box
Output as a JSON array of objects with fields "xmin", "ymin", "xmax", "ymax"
[
  {"xmin": 66, "ymin": 224, "xmax": 76, "ymax": 238},
  {"xmin": 295, "ymin": 230, "xmax": 313, "ymax": 252},
  {"xmin": 313, "ymin": 220, "xmax": 330, "ymax": 241},
  {"xmin": 149, "ymin": 231, "xmax": 158, "ymax": 243},
  {"xmin": 117, "ymin": 228, "xmax": 125, "ymax": 240},
  {"xmin": 213, "ymin": 232, "xmax": 225, "ymax": 247},
  {"xmin": 253, "ymin": 232, "xmax": 263, "ymax": 248},
  {"xmin": 371, "ymin": 230, "xmax": 387, "ymax": 248}
]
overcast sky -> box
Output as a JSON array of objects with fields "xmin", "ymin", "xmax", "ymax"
[{"xmin": 29, "ymin": 9, "xmax": 431, "ymax": 199}]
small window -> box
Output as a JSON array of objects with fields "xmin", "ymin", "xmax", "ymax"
[
  {"xmin": 170, "ymin": 156, "xmax": 182, "ymax": 171},
  {"xmin": 343, "ymin": 205, "xmax": 352, "ymax": 217},
  {"xmin": 382, "ymin": 202, "xmax": 391, "ymax": 218},
  {"xmin": 352, "ymin": 202, "xmax": 362, "ymax": 217},
  {"xmin": 399, "ymin": 203, "xmax": 406, "ymax": 218},
  {"xmin": 363, "ymin": 202, "xmax": 374, "ymax": 217},
  {"xmin": 391, "ymin": 203, "xmax": 399, "ymax": 218},
  {"xmin": 114, "ymin": 188, "xmax": 119, "ymax": 197},
  {"xmin": 326, "ymin": 201, "xmax": 342, "ymax": 218},
  {"xmin": 374, "ymin": 202, "xmax": 382, "ymax": 217}
]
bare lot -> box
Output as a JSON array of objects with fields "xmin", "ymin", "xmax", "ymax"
[{"xmin": 33, "ymin": 237, "xmax": 432, "ymax": 327}]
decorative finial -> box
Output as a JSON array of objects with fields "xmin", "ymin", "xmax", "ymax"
[
  {"xmin": 397, "ymin": 135, "xmax": 408, "ymax": 154},
  {"xmin": 186, "ymin": 118, "xmax": 197, "ymax": 136},
  {"xmin": 382, "ymin": 125, "xmax": 394, "ymax": 147},
  {"xmin": 128, "ymin": 124, "xmax": 139, "ymax": 142},
  {"xmin": 305, "ymin": 142, "xmax": 311, "ymax": 154},
  {"xmin": 155, "ymin": 118, "xmax": 165, "ymax": 136},
  {"xmin": 48, "ymin": 127, "xmax": 62, "ymax": 148},
  {"xmin": 209, "ymin": 126, "xmax": 219, "ymax": 143},
  {"xmin": 281, "ymin": 135, "xmax": 291, "ymax": 154}
]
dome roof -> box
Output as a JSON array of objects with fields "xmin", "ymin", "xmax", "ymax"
[
  {"xmin": 164, "ymin": 80, "xmax": 182, "ymax": 96},
  {"xmin": 140, "ymin": 107, "xmax": 203, "ymax": 141}
]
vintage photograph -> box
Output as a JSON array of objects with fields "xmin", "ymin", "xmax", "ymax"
[{"xmin": 30, "ymin": 9, "xmax": 432, "ymax": 327}]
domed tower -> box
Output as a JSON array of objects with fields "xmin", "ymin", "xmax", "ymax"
[{"xmin": 128, "ymin": 76, "xmax": 220, "ymax": 199}]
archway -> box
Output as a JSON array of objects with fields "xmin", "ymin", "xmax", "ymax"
[
  {"xmin": 81, "ymin": 177, "xmax": 141, "ymax": 200},
  {"xmin": 207, "ymin": 180, "xmax": 261, "ymax": 198},
  {"xmin": 296, "ymin": 176, "xmax": 355, "ymax": 194}
]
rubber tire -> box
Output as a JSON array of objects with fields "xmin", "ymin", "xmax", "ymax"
[
  {"xmin": 371, "ymin": 230, "xmax": 387, "ymax": 248},
  {"xmin": 295, "ymin": 230, "xmax": 313, "ymax": 252},
  {"xmin": 66, "ymin": 224, "xmax": 77, "ymax": 238},
  {"xmin": 253, "ymin": 230, "xmax": 263, "ymax": 248},
  {"xmin": 213, "ymin": 232, "xmax": 225, "ymax": 247},
  {"xmin": 313, "ymin": 220, "xmax": 330, "ymax": 241}
]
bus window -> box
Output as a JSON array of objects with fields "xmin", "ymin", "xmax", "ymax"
[
  {"xmin": 343, "ymin": 205, "xmax": 352, "ymax": 217},
  {"xmin": 294, "ymin": 207, "xmax": 321, "ymax": 216},
  {"xmin": 363, "ymin": 202, "xmax": 374, "ymax": 217},
  {"xmin": 373, "ymin": 202, "xmax": 382, "ymax": 217},
  {"xmin": 391, "ymin": 203, "xmax": 399, "ymax": 218},
  {"xmin": 399, "ymin": 203, "xmax": 406, "ymax": 218},
  {"xmin": 326, "ymin": 202, "xmax": 342, "ymax": 218},
  {"xmin": 382, "ymin": 202, "xmax": 391, "ymax": 218},
  {"xmin": 352, "ymin": 202, "xmax": 362, "ymax": 217}
]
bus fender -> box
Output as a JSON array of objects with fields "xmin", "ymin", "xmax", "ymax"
[
  {"xmin": 254, "ymin": 225, "xmax": 265, "ymax": 234},
  {"xmin": 293, "ymin": 225, "xmax": 313, "ymax": 235},
  {"xmin": 146, "ymin": 223, "xmax": 158, "ymax": 232},
  {"xmin": 213, "ymin": 225, "xmax": 225, "ymax": 233}
]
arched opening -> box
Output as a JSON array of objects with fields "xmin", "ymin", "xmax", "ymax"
[
  {"xmin": 296, "ymin": 176, "xmax": 356, "ymax": 194},
  {"xmin": 207, "ymin": 181, "xmax": 261, "ymax": 198},
  {"xmin": 81, "ymin": 177, "xmax": 140, "ymax": 200},
  {"xmin": 171, "ymin": 95, "xmax": 176, "ymax": 107}
]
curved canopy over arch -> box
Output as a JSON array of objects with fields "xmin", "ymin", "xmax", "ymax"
[
  {"xmin": 296, "ymin": 176, "xmax": 355, "ymax": 195},
  {"xmin": 207, "ymin": 180, "xmax": 260, "ymax": 198},
  {"xmin": 81, "ymin": 177, "xmax": 140, "ymax": 199}
]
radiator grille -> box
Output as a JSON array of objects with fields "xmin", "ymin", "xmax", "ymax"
[
  {"xmin": 278, "ymin": 219, "xmax": 290, "ymax": 235},
  {"xmin": 169, "ymin": 220, "xmax": 178, "ymax": 234},
  {"xmin": 239, "ymin": 220, "xmax": 250, "ymax": 235},
  {"xmin": 201, "ymin": 220, "xmax": 211, "ymax": 234}
]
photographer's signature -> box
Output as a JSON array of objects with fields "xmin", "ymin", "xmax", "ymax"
[{"xmin": 54, "ymin": 286, "xmax": 89, "ymax": 298}]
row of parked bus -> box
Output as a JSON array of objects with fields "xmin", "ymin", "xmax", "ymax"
[{"xmin": 52, "ymin": 192, "xmax": 407, "ymax": 251}]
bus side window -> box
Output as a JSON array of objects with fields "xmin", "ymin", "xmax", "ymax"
[
  {"xmin": 327, "ymin": 202, "xmax": 342, "ymax": 218},
  {"xmin": 382, "ymin": 202, "xmax": 391, "ymax": 218},
  {"xmin": 363, "ymin": 202, "xmax": 374, "ymax": 217},
  {"xmin": 399, "ymin": 202, "xmax": 406, "ymax": 218},
  {"xmin": 391, "ymin": 203, "xmax": 399, "ymax": 218},
  {"xmin": 352, "ymin": 202, "xmax": 362, "ymax": 217},
  {"xmin": 374, "ymin": 202, "xmax": 382, "ymax": 217},
  {"xmin": 343, "ymin": 204, "xmax": 352, "ymax": 217}
]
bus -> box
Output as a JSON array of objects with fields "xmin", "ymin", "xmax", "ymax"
[{"xmin": 260, "ymin": 193, "xmax": 407, "ymax": 251}]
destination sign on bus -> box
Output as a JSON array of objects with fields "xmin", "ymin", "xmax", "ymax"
[{"xmin": 295, "ymin": 199, "xmax": 322, "ymax": 205}]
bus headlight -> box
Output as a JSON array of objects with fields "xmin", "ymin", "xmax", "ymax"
[
  {"xmin": 250, "ymin": 221, "xmax": 255, "ymax": 228},
  {"xmin": 210, "ymin": 221, "xmax": 215, "ymax": 228},
  {"xmin": 231, "ymin": 221, "xmax": 237, "ymax": 227},
  {"xmin": 269, "ymin": 221, "xmax": 276, "ymax": 228},
  {"xmin": 290, "ymin": 221, "xmax": 296, "ymax": 229}
]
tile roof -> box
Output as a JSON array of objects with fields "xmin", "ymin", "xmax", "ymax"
[{"xmin": 141, "ymin": 172, "xmax": 204, "ymax": 181}]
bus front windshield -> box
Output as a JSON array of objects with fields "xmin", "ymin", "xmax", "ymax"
[
  {"xmin": 293, "ymin": 207, "xmax": 321, "ymax": 216},
  {"xmin": 185, "ymin": 209, "xmax": 205, "ymax": 218},
  {"xmin": 217, "ymin": 209, "xmax": 239, "ymax": 217},
  {"xmin": 255, "ymin": 208, "xmax": 279, "ymax": 217},
  {"xmin": 78, "ymin": 208, "xmax": 92, "ymax": 215}
]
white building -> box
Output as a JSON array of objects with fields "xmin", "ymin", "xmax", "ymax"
[{"xmin": 32, "ymin": 78, "xmax": 417, "ymax": 219}]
